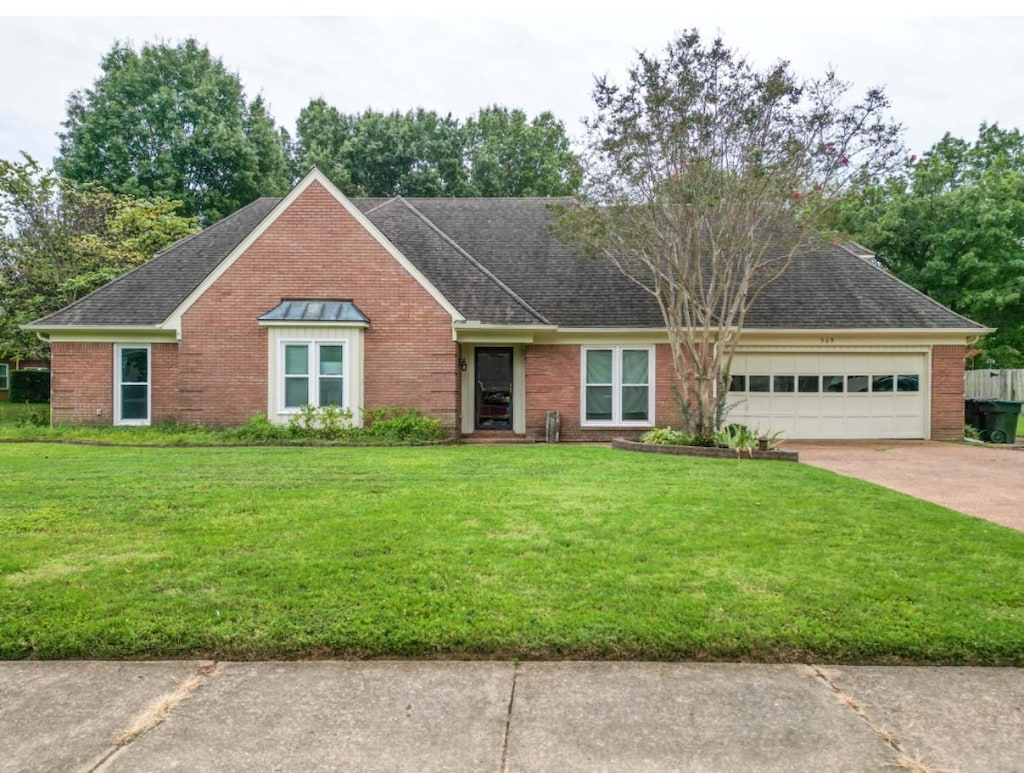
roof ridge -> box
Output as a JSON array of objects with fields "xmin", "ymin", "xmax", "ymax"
[
  {"xmin": 362, "ymin": 197, "xmax": 400, "ymax": 215},
  {"xmin": 392, "ymin": 197, "xmax": 554, "ymax": 326}
]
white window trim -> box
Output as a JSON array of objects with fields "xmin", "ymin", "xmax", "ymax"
[
  {"xmin": 580, "ymin": 345, "xmax": 655, "ymax": 428},
  {"xmin": 278, "ymin": 340, "xmax": 349, "ymax": 414},
  {"xmin": 113, "ymin": 344, "xmax": 151, "ymax": 426},
  {"xmin": 0, "ymin": 363, "xmax": 8, "ymax": 391}
]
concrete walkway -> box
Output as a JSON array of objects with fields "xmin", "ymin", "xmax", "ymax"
[
  {"xmin": 790, "ymin": 441, "xmax": 1024, "ymax": 531},
  {"xmin": 2, "ymin": 661, "xmax": 1023, "ymax": 772}
]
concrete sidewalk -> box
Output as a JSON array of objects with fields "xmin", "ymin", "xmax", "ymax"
[{"xmin": 2, "ymin": 661, "xmax": 1022, "ymax": 772}]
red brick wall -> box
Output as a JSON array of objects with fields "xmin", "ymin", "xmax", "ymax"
[
  {"xmin": 179, "ymin": 181, "xmax": 459, "ymax": 430},
  {"xmin": 524, "ymin": 343, "xmax": 681, "ymax": 441},
  {"xmin": 51, "ymin": 343, "xmax": 112, "ymax": 425},
  {"xmin": 150, "ymin": 343, "xmax": 179, "ymax": 424},
  {"xmin": 931, "ymin": 344, "xmax": 967, "ymax": 440}
]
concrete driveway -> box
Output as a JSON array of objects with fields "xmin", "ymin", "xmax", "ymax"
[{"xmin": 790, "ymin": 441, "xmax": 1024, "ymax": 532}]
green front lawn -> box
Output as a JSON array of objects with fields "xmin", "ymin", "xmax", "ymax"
[{"xmin": 2, "ymin": 444, "xmax": 1022, "ymax": 663}]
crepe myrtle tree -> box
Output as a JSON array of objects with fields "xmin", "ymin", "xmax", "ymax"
[{"xmin": 554, "ymin": 30, "xmax": 904, "ymax": 437}]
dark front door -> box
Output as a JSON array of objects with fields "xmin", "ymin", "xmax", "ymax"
[{"xmin": 475, "ymin": 347, "xmax": 513, "ymax": 430}]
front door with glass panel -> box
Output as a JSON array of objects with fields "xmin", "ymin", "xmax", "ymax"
[{"xmin": 475, "ymin": 347, "xmax": 513, "ymax": 430}]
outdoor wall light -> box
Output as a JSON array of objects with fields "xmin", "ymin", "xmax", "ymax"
[{"xmin": 459, "ymin": 358, "xmax": 468, "ymax": 372}]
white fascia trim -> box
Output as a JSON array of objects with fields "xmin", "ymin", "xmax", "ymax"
[
  {"xmin": 742, "ymin": 327, "xmax": 996, "ymax": 336},
  {"xmin": 34, "ymin": 327, "xmax": 178, "ymax": 344},
  {"xmin": 452, "ymin": 322, "xmax": 558, "ymax": 342},
  {"xmin": 554, "ymin": 326, "xmax": 993, "ymax": 336},
  {"xmin": 163, "ymin": 168, "xmax": 464, "ymax": 334}
]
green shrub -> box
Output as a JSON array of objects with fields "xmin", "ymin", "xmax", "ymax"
[
  {"xmin": 640, "ymin": 427, "xmax": 692, "ymax": 446},
  {"xmin": 227, "ymin": 414, "xmax": 294, "ymax": 443},
  {"xmin": 10, "ymin": 370, "xmax": 50, "ymax": 403},
  {"xmin": 716, "ymin": 423, "xmax": 758, "ymax": 456},
  {"xmin": 690, "ymin": 432, "xmax": 718, "ymax": 447},
  {"xmin": 362, "ymin": 406, "xmax": 445, "ymax": 441},
  {"xmin": 15, "ymin": 404, "xmax": 49, "ymax": 427},
  {"xmin": 288, "ymin": 404, "xmax": 354, "ymax": 440}
]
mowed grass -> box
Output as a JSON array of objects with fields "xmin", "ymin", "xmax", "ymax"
[{"xmin": 2, "ymin": 444, "xmax": 1022, "ymax": 664}]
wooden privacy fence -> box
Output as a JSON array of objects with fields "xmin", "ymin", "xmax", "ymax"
[{"xmin": 965, "ymin": 369, "xmax": 1024, "ymax": 401}]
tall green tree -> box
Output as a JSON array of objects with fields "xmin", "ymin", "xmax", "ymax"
[
  {"xmin": 291, "ymin": 98, "xmax": 356, "ymax": 190},
  {"xmin": 290, "ymin": 102, "xmax": 580, "ymax": 198},
  {"xmin": 0, "ymin": 156, "xmax": 198, "ymax": 360},
  {"xmin": 554, "ymin": 30, "xmax": 903, "ymax": 436},
  {"xmin": 834, "ymin": 124, "xmax": 1024, "ymax": 366},
  {"xmin": 463, "ymin": 106, "xmax": 581, "ymax": 196},
  {"xmin": 291, "ymin": 104, "xmax": 467, "ymax": 197},
  {"xmin": 56, "ymin": 38, "xmax": 290, "ymax": 223}
]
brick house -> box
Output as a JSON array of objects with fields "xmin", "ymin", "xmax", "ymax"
[{"xmin": 25, "ymin": 169, "xmax": 988, "ymax": 440}]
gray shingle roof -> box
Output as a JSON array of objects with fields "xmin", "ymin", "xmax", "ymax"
[{"xmin": 31, "ymin": 189, "xmax": 984, "ymax": 332}]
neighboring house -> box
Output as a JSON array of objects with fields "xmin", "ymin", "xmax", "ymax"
[
  {"xmin": 0, "ymin": 359, "xmax": 50, "ymax": 402},
  {"xmin": 25, "ymin": 169, "xmax": 989, "ymax": 440}
]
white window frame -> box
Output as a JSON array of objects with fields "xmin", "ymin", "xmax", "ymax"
[
  {"xmin": 113, "ymin": 344, "xmax": 151, "ymax": 426},
  {"xmin": 580, "ymin": 345, "xmax": 655, "ymax": 428},
  {"xmin": 278, "ymin": 340, "xmax": 348, "ymax": 413},
  {"xmin": 0, "ymin": 363, "xmax": 8, "ymax": 391}
]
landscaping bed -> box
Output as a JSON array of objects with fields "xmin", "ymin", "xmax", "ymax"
[{"xmin": 613, "ymin": 437, "xmax": 798, "ymax": 462}]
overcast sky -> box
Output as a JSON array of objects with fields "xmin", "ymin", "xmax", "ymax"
[{"xmin": 2, "ymin": 14, "xmax": 1023, "ymax": 168}]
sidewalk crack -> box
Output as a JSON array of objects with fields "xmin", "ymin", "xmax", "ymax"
[
  {"xmin": 499, "ymin": 661, "xmax": 520, "ymax": 773},
  {"xmin": 810, "ymin": 666, "xmax": 945, "ymax": 773},
  {"xmin": 83, "ymin": 661, "xmax": 222, "ymax": 773}
]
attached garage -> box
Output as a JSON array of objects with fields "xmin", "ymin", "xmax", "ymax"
[{"xmin": 726, "ymin": 350, "xmax": 928, "ymax": 439}]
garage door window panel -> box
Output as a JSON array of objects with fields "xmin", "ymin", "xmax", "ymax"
[
  {"xmin": 798, "ymin": 375, "xmax": 820, "ymax": 393},
  {"xmin": 898, "ymin": 375, "xmax": 920, "ymax": 392},
  {"xmin": 749, "ymin": 375, "xmax": 770, "ymax": 393},
  {"xmin": 774, "ymin": 375, "xmax": 795, "ymax": 393},
  {"xmin": 847, "ymin": 375, "xmax": 869, "ymax": 393}
]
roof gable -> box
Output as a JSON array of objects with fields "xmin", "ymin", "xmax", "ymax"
[{"xmin": 162, "ymin": 169, "xmax": 462, "ymax": 332}]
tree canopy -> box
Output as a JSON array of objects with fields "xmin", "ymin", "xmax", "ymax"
[
  {"xmin": 290, "ymin": 102, "xmax": 580, "ymax": 198},
  {"xmin": 55, "ymin": 39, "xmax": 291, "ymax": 224},
  {"xmin": 0, "ymin": 156, "xmax": 198, "ymax": 361},
  {"xmin": 555, "ymin": 30, "xmax": 904, "ymax": 436},
  {"xmin": 832, "ymin": 124, "xmax": 1024, "ymax": 367}
]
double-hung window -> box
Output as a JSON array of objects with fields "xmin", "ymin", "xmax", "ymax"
[
  {"xmin": 114, "ymin": 344, "xmax": 150, "ymax": 426},
  {"xmin": 581, "ymin": 346, "xmax": 654, "ymax": 426},
  {"xmin": 281, "ymin": 342, "xmax": 346, "ymax": 411},
  {"xmin": 0, "ymin": 363, "xmax": 8, "ymax": 391}
]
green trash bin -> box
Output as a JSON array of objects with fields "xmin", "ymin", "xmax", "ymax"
[
  {"xmin": 964, "ymin": 398, "xmax": 985, "ymax": 434},
  {"xmin": 975, "ymin": 399, "xmax": 1022, "ymax": 444}
]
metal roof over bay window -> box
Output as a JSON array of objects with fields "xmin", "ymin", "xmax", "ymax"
[{"xmin": 258, "ymin": 300, "xmax": 370, "ymax": 325}]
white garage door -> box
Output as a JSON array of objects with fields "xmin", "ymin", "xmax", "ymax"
[{"xmin": 726, "ymin": 352, "xmax": 927, "ymax": 439}]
